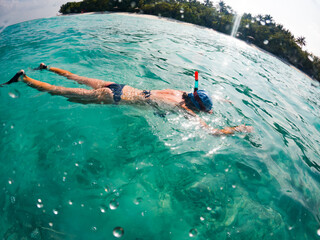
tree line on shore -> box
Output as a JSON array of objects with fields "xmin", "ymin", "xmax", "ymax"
[{"xmin": 59, "ymin": 0, "xmax": 320, "ymax": 81}]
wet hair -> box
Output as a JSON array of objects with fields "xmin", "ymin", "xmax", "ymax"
[{"xmin": 182, "ymin": 92, "xmax": 200, "ymax": 112}]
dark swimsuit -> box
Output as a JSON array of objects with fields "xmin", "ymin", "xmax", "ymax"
[
  {"xmin": 105, "ymin": 84, "xmax": 151, "ymax": 103},
  {"xmin": 142, "ymin": 90, "xmax": 151, "ymax": 98},
  {"xmin": 105, "ymin": 83, "xmax": 126, "ymax": 103}
]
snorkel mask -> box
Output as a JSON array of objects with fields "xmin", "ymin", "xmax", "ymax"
[{"xmin": 188, "ymin": 71, "xmax": 213, "ymax": 112}]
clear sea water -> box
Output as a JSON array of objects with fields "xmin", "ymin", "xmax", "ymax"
[{"xmin": 0, "ymin": 13, "xmax": 320, "ymax": 240}]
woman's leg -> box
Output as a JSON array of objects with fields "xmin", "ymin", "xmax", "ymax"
[
  {"xmin": 38, "ymin": 63, "xmax": 114, "ymax": 89},
  {"xmin": 22, "ymin": 73, "xmax": 109, "ymax": 104}
]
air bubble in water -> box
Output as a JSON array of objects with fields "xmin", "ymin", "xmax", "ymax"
[
  {"xmin": 263, "ymin": 40, "xmax": 269, "ymax": 45},
  {"xmin": 189, "ymin": 228, "xmax": 198, "ymax": 237},
  {"xmin": 100, "ymin": 207, "xmax": 106, "ymax": 213},
  {"xmin": 131, "ymin": 1, "xmax": 136, "ymax": 8},
  {"xmin": 8, "ymin": 89, "xmax": 20, "ymax": 98},
  {"xmin": 68, "ymin": 200, "xmax": 73, "ymax": 205},
  {"xmin": 109, "ymin": 199, "xmax": 119, "ymax": 210},
  {"xmin": 78, "ymin": 137, "xmax": 85, "ymax": 144},
  {"xmin": 317, "ymin": 228, "xmax": 320, "ymax": 236},
  {"xmin": 53, "ymin": 209, "xmax": 58, "ymax": 215},
  {"xmin": 113, "ymin": 227, "xmax": 124, "ymax": 238},
  {"xmin": 134, "ymin": 197, "xmax": 142, "ymax": 205},
  {"xmin": 92, "ymin": 226, "xmax": 97, "ymax": 231}
]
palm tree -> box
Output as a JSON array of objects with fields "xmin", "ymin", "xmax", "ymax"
[
  {"xmin": 264, "ymin": 14, "xmax": 273, "ymax": 25},
  {"xmin": 296, "ymin": 36, "xmax": 306, "ymax": 47},
  {"xmin": 218, "ymin": 1, "xmax": 231, "ymax": 14}
]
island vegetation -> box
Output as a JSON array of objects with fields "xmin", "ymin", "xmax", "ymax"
[{"xmin": 59, "ymin": 0, "xmax": 320, "ymax": 82}]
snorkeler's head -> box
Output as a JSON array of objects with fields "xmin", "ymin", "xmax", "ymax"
[{"xmin": 188, "ymin": 90, "xmax": 213, "ymax": 112}]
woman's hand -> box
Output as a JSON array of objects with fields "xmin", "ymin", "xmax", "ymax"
[
  {"xmin": 210, "ymin": 124, "xmax": 253, "ymax": 135},
  {"xmin": 233, "ymin": 124, "xmax": 254, "ymax": 133}
]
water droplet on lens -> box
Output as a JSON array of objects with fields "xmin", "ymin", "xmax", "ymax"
[
  {"xmin": 109, "ymin": 199, "xmax": 119, "ymax": 210},
  {"xmin": 113, "ymin": 227, "xmax": 124, "ymax": 238},
  {"xmin": 189, "ymin": 228, "xmax": 198, "ymax": 237},
  {"xmin": 130, "ymin": 1, "xmax": 136, "ymax": 8},
  {"xmin": 8, "ymin": 89, "xmax": 20, "ymax": 98},
  {"xmin": 53, "ymin": 209, "xmax": 58, "ymax": 215},
  {"xmin": 134, "ymin": 197, "xmax": 142, "ymax": 205}
]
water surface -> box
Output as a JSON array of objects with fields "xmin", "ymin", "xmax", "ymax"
[{"xmin": 0, "ymin": 13, "xmax": 320, "ymax": 240}]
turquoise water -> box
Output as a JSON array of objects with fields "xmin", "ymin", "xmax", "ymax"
[{"xmin": 1, "ymin": 13, "xmax": 320, "ymax": 239}]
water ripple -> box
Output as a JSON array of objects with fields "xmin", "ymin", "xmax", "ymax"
[{"xmin": 0, "ymin": 13, "xmax": 319, "ymax": 239}]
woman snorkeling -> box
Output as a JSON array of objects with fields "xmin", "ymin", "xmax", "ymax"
[{"xmin": 2, "ymin": 63, "xmax": 253, "ymax": 135}]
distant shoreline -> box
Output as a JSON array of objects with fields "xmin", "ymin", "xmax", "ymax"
[{"xmin": 60, "ymin": 11, "xmax": 315, "ymax": 82}]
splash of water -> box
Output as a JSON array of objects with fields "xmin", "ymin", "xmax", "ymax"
[{"xmin": 231, "ymin": 13, "xmax": 243, "ymax": 37}]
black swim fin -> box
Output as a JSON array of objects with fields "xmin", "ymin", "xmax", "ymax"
[{"xmin": 0, "ymin": 70, "xmax": 24, "ymax": 87}]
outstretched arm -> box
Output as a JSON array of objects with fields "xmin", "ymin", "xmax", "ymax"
[{"xmin": 180, "ymin": 103, "xmax": 253, "ymax": 135}]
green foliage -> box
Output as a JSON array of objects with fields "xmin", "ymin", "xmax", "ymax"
[{"xmin": 59, "ymin": 0, "xmax": 320, "ymax": 81}]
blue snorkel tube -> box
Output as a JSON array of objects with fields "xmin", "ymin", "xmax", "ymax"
[{"xmin": 194, "ymin": 71, "xmax": 199, "ymax": 92}]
